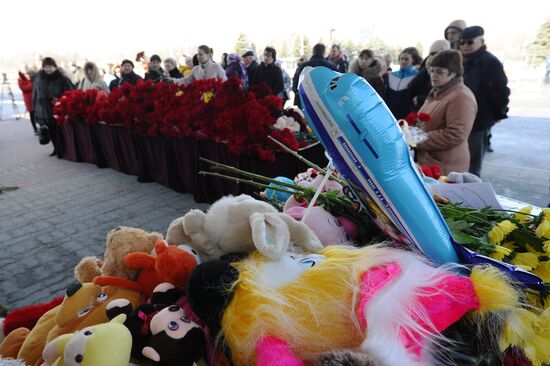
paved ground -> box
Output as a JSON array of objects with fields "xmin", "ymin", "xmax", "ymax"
[
  {"xmin": 482, "ymin": 117, "xmax": 550, "ymax": 207},
  {"xmin": 0, "ymin": 121, "xmax": 208, "ymax": 309}
]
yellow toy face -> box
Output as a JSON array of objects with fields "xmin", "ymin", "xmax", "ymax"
[
  {"xmin": 52, "ymin": 283, "xmax": 143, "ymax": 339},
  {"xmin": 55, "ymin": 283, "xmax": 103, "ymax": 329},
  {"xmin": 63, "ymin": 315, "xmax": 131, "ymax": 366}
]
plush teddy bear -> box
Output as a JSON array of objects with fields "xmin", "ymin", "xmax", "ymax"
[
  {"xmin": 74, "ymin": 226, "xmax": 163, "ymax": 283},
  {"xmin": 93, "ymin": 240, "xmax": 200, "ymax": 297},
  {"xmin": 166, "ymin": 194, "xmax": 323, "ymax": 261},
  {"xmin": 41, "ymin": 314, "xmax": 131, "ymax": 366}
]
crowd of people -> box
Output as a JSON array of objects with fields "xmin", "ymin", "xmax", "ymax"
[{"xmin": 17, "ymin": 20, "xmax": 510, "ymax": 177}]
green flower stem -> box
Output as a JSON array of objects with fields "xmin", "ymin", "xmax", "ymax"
[
  {"xmin": 200, "ymin": 157, "xmax": 310, "ymax": 193},
  {"xmin": 267, "ymin": 136, "xmax": 328, "ymax": 174},
  {"xmin": 267, "ymin": 136, "xmax": 347, "ymax": 186},
  {"xmin": 199, "ymin": 171, "xmax": 298, "ymax": 195},
  {"xmin": 490, "ymin": 209, "xmax": 538, "ymax": 218}
]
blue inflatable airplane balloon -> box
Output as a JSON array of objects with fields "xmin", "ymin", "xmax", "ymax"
[{"xmin": 298, "ymin": 66, "xmax": 544, "ymax": 290}]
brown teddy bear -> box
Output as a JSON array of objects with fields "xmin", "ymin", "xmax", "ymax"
[{"xmin": 74, "ymin": 226, "xmax": 163, "ymax": 283}]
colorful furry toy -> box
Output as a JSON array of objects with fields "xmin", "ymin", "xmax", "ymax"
[{"xmin": 187, "ymin": 245, "xmax": 549, "ymax": 366}]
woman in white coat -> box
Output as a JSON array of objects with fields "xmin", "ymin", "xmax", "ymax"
[{"xmin": 181, "ymin": 45, "xmax": 227, "ymax": 84}]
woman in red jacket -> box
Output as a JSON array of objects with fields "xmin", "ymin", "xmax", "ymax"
[{"xmin": 17, "ymin": 67, "xmax": 37, "ymax": 133}]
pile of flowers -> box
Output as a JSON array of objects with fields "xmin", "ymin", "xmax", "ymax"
[
  {"xmin": 52, "ymin": 78, "xmax": 315, "ymax": 161},
  {"xmin": 440, "ymin": 203, "xmax": 550, "ymax": 283}
]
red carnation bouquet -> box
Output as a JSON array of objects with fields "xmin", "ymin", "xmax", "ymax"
[
  {"xmin": 52, "ymin": 77, "xmax": 311, "ymax": 161},
  {"xmin": 398, "ymin": 112, "xmax": 431, "ymax": 148}
]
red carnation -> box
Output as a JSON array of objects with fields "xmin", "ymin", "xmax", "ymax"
[
  {"xmin": 417, "ymin": 112, "xmax": 432, "ymax": 122},
  {"xmin": 420, "ymin": 164, "xmax": 441, "ymax": 179},
  {"xmin": 403, "ymin": 112, "xmax": 417, "ymax": 127},
  {"xmin": 135, "ymin": 51, "xmax": 145, "ymax": 62}
]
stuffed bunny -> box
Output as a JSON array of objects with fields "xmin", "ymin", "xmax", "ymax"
[{"xmin": 166, "ymin": 194, "xmax": 322, "ymax": 261}]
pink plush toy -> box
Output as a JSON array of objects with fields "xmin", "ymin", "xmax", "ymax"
[
  {"xmin": 284, "ymin": 171, "xmax": 358, "ymax": 247},
  {"xmin": 285, "ymin": 206, "xmax": 358, "ymax": 247}
]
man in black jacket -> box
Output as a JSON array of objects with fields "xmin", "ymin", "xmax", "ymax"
[
  {"xmin": 292, "ymin": 44, "xmax": 338, "ymax": 107},
  {"xmin": 242, "ymin": 50, "xmax": 259, "ymax": 87},
  {"xmin": 460, "ymin": 26, "xmax": 510, "ymax": 177},
  {"xmin": 254, "ymin": 47, "xmax": 284, "ymax": 97},
  {"xmin": 115, "ymin": 59, "xmax": 143, "ymax": 88}
]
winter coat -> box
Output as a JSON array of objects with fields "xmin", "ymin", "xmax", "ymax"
[
  {"xmin": 18, "ymin": 73, "xmax": 33, "ymax": 112},
  {"xmin": 255, "ymin": 63, "xmax": 284, "ymax": 96},
  {"xmin": 416, "ymin": 77, "xmax": 477, "ymax": 175},
  {"xmin": 182, "ymin": 59, "xmax": 227, "ymax": 84},
  {"xmin": 119, "ymin": 71, "xmax": 143, "ymax": 86},
  {"xmin": 79, "ymin": 78, "xmax": 109, "ymax": 93},
  {"xmin": 79, "ymin": 63, "xmax": 109, "ymax": 93},
  {"xmin": 292, "ymin": 55, "xmax": 337, "ymax": 92},
  {"xmin": 386, "ymin": 65, "xmax": 418, "ymax": 120},
  {"xmin": 292, "ymin": 55, "xmax": 338, "ymax": 106},
  {"xmin": 463, "ymin": 45, "xmax": 510, "ymax": 131},
  {"xmin": 246, "ymin": 60, "xmax": 260, "ymax": 86},
  {"xmin": 408, "ymin": 60, "xmax": 431, "ymax": 112},
  {"xmin": 168, "ymin": 67, "xmax": 184, "ymax": 79},
  {"xmin": 225, "ymin": 62, "xmax": 243, "ymax": 79},
  {"xmin": 145, "ymin": 67, "xmax": 164, "ymax": 82},
  {"xmin": 328, "ymin": 56, "xmax": 349, "ymax": 73},
  {"xmin": 32, "ymin": 69, "xmax": 74, "ymax": 125},
  {"xmin": 109, "ymin": 78, "xmax": 120, "ymax": 91},
  {"xmin": 281, "ymin": 67, "xmax": 291, "ymax": 97},
  {"xmin": 350, "ymin": 58, "xmax": 386, "ymax": 99}
]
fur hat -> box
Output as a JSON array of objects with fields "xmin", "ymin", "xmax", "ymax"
[
  {"xmin": 460, "ymin": 26, "xmax": 485, "ymax": 40},
  {"xmin": 121, "ymin": 59, "xmax": 134, "ymax": 68},
  {"xmin": 41, "ymin": 57, "xmax": 57, "ymax": 68},
  {"xmin": 429, "ymin": 40, "xmax": 451, "ymax": 54},
  {"xmin": 444, "ymin": 19, "xmax": 467, "ymax": 38}
]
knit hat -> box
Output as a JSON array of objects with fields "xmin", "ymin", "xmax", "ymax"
[
  {"xmin": 41, "ymin": 57, "xmax": 57, "ymax": 68},
  {"xmin": 241, "ymin": 50, "xmax": 255, "ymax": 58},
  {"xmin": 121, "ymin": 59, "xmax": 134, "ymax": 68},
  {"xmin": 429, "ymin": 40, "xmax": 451, "ymax": 54},
  {"xmin": 444, "ymin": 19, "xmax": 467, "ymax": 39},
  {"xmin": 460, "ymin": 26, "xmax": 485, "ymax": 40},
  {"xmin": 227, "ymin": 53, "xmax": 241, "ymax": 65},
  {"xmin": 150, "ymin": 54, "xmax": 161, "ymax": 63}
]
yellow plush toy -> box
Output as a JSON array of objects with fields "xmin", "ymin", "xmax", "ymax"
[
  {"xmin": 13, "ymin": 282, "xmax": 142, "ymax": 366},
  {"xmin": 41, "ymin": 314, "xmax": 131, "ymax": 366}
]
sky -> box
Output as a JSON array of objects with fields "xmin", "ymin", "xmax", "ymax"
[{"xmin": 2, "ymin": 0, "xmax": 550, "ymax": 66}]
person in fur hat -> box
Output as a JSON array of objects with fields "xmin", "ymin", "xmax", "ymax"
[
  {"xmin": 349, "ymin": 49, "xmax": 386, "ymax": 99},
  {"xmin": 32, "ymin": 57, "xmax": 74, "ymax": 156},
  {"xmin": 79, "ymin": 61, "xmax": 109, "ymax": 93}
]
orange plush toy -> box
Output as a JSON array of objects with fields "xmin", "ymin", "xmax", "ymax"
[{"xmin": 94, "ymin": 240, "xmax": 200, "ymax": 297}]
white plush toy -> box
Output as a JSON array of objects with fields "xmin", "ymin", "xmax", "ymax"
[{"xmin": 166, "ymin": 195, "xmax": 323, "ymax": 261}]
